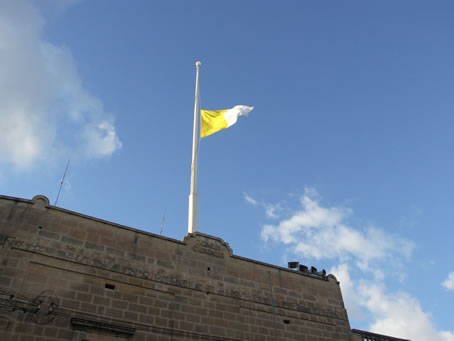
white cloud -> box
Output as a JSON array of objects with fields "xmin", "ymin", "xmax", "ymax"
[
  {"xmin": 330, "ymin": 264, "xmax": 454, "ymax": 341},
  {"xmin": 264, "ymin": 202, "xmax": 282, "ymax": 219},
  {"xmin": 440, "ymin": 331, "xmax": 454, "ymax": 341},
  {"xmin": 261, "ymin": 189, "xmax": 414, "ymax": 270},
  {"xmin": 244, "ymin": 193, "xmax": 283, "ymax": 219},
  {"xmin": 256, "ymin": 188, "xmax": 454, "ymax": 339},
  {"xmin": 0, "ymin": 0, "xmax": 121, "ymax": 170},
  {"xmin": 243, "ymin": 192, "xmax": 257, "ymax": 206},
  {"xmin": 359, "ymin": 282, "xmax": 454, "ymax": 341},
  {"xmin": 442, "ymin": 272, "xmax": 454, "ymax": 290},
  {"xmin": 82, "ymin": 121, "xmax": 122, "ymax": 158}
]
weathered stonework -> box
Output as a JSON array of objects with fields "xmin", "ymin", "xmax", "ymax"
[{"xmin": 0, "ymin": 194, "xmax": 354, "ymax": 340}]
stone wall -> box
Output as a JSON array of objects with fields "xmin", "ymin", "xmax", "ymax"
[{"xmin": 0, "ymin": 195, "xmax": 354, "ymax": 340}]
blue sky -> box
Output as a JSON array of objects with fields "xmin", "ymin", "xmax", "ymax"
[{"xmin": 1, "ymin": 1, "xmax": 453, "ymax": 339}]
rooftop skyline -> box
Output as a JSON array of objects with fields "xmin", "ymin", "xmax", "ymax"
[{"xmin": 1, "ymin": 1, "xmax": 453, "ymax": 340}]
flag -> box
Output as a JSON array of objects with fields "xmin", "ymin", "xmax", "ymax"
[{"xmin": 200, "ymin": 105, "xmax": 254, "ymax": 138}]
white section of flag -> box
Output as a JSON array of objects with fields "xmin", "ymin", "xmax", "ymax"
[{"xmin": 224, "ymin": 105, "xmax": 254, "ymax": 127}]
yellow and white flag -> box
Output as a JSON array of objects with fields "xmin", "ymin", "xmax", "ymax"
[{"xmin": 200, "ymin": 105, "xmax": 254, "ymax": 138}]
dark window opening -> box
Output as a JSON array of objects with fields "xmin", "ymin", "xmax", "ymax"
[
  {"xmin": 283, "ymin": 319, "xmax": 290, "ymax": 324},
  {"xmin": 105, "ymin": 283, "xmax": 115, "ymax": 290}
]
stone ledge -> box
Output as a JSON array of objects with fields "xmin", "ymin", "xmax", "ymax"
[{"xmin": 71, "ymin": 317, "xmax": 136, "ymax": 336}]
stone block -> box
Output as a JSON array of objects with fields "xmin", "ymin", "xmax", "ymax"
[{"xmin": 128, "ymin": 303, "xmax": 147, "ymax": 314}]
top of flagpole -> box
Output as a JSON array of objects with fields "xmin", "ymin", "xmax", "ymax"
[{"xmin": 196, "ymin": 61, "xmax": 201, "ymax": 67}]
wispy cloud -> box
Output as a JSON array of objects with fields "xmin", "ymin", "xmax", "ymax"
[
  {"xmin": 442, "ymin": 272, "xmax": 454, "ymax": 290},
  {"xmin": 359, "ymin": 281, "xmax": 454, "ymax": 341},
  {"xmin": 0, "ymin": 0, "xmax": 121, "ymax": 170},
  {"xmin": 252, "ymin": 188, "xmax": 453, "ymax": 340},
  {"xmin": 243, "ymin": 192, "xmax": 284, "ymax": 219},
  {"xmin": 264, "ymin": 202, "xmax": 282, "ymax": 219},
  {"xmin": 261, "ymin": 188, "xmax": 413, "ymax": 272},
  {"xmin": 330, "ymin": 263, "xmax": 454, "ymax": 341},
  {"xmin": 243, "ymin": 192, "xmax": 258, "ymax": 206}
]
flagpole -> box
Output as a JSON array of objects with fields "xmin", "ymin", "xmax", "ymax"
[{"xmin": 188, "ymin": 61, "xmax": 201, "ymax": 234}]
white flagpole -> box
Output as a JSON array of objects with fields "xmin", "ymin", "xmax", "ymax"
[{"xmin": 188, "ymin": 61, "xmax": 201, "ymax": 233}]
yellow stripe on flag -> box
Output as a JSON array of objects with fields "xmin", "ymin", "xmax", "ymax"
[{"xmin": 200, "ymin": 110, "xmax": 228, "ymax": 138}]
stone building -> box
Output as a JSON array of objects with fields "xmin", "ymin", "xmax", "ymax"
[{"xmin": 0, "ymin": 194, "xmax": 409, "ymax": 341}]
